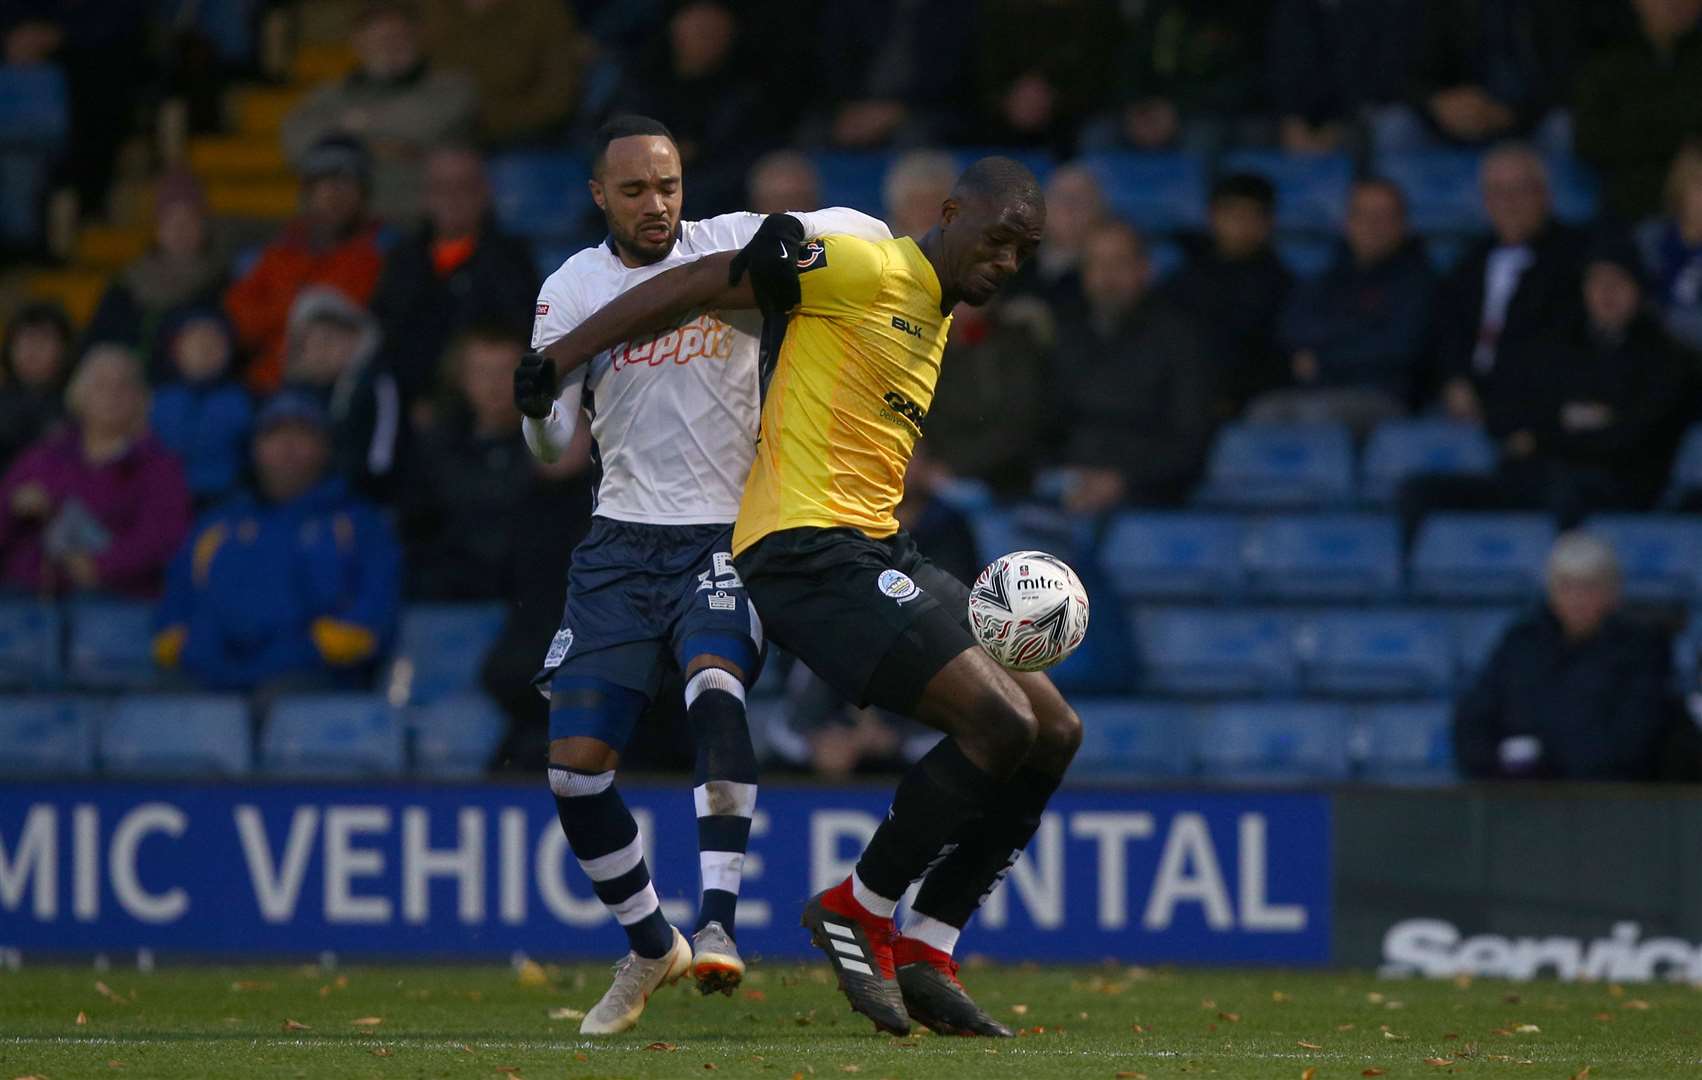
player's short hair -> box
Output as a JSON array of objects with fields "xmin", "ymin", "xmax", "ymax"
[
  {"xmin": 591, "ymin": 115, "xmax": 677, "ymax": 178},
  {"xmin": 1354, "ymin": 176, "xmax": 1409, "ymax": 215},
  {"xmin": 951, "ymin": 156, "xmax": 1044, "ymax": 213},
  {"xmin": 1210, "ymin": 172, "xmax": 1277, "ymax": 211}
]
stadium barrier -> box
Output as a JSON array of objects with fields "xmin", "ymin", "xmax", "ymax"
[{"xmin": 3, "ymin": 782, "xmax": 1695, "ymax": 980}]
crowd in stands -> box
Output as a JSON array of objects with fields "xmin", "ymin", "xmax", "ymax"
[{"xmin": 4, "ymin": 0, "xmax": 1702, "ymax": 781}]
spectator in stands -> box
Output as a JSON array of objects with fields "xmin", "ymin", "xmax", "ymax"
[
  {"xmin": 84, "ymin": 171, "xmax": 229, "ymax": 378},
  {"xmin": 1405, "ymin": 233, "xmax": 1692, "ymax": 526},
  {"xmin": 0, "ymin": 301, "xmax": 72, "ymax": 472},
  {"xmin": 0, "ymin": 346, "xmax": 189, "ymax": 598},
  {"xmin": 1576, "ymin": 0, "xmax": 1702, "ymax": 222},
  {"xmin": 1435, "ymin": 144, "xmax": 1586, "ymax": 424},
  {"xmin": 1050, "ymin": 221, "xmax": 1215, "ymax": 512},
  {"xmin": 976, "ymin": 0, "xmax": 1118, "ymax": 152},
  {"xmin": 613, "ymin": 1, "xmax": 766, "ymax": 218},
  {"xmin": 1640, "ymin": 139, "xmax": 1702, "ymax": 351},
  {"xmin": 1252, "ymin": 178, "xmax": 1436, "ymax": 432},
  {"xmin": 883, "ymin": 149, "xmax": 958, "ymax": 239},
  {"xmin": 399, "ymin": 327, "xmax": 534, "ymax": 599},
  {"xmin": 811, "ymin": 0, "xmax": 972, "ymax": 149},
  {"xmin": 152, "ymin": 391, "xmax": 401, "ymax": 695},
  {"xmin": 1166, "ymin": 173, "xmax": 1293, "ymax": 417},
  {"xmin": 421, "ymin": 0, "xmax": 586, "ymax": 147},
  {"xmin": 1267, "ymin": 0, "xmax": 1426, "ymax": 154},
  {"xmin": 280, "ymin": 0, "xmax": 477, "ymax": 223},
  {"xmin": 747, "ymin": 150, "xmax": 821, "ymax": 214},
  {"xmin": 225, "ymin": 135, "xmax": 386, "ymax": 394},
  {"xmin": 281, "ymin": 287, "xmax": 402, "ymax": 500},
  {"xmin": 148, "ymin": 310, "xmax": 252, "ymax": 508},
  {"xmin": 1454, "ymin": 532, "xmax": 1672, "ymax": 781},
  {"xmin": 1089, "ymin": 0, "xmax": 1266, "ymax": 153},
  {"xmin": 369, "ymin": 145, "xmax": 536, "ymax": 413},
  {"xmin": 1007, "ymin": 163, "xmax": 1103, "ymax": 310},
  {"xmin": 1394, "ymin": 0, "xmax": 1581, "ymax": 153}
]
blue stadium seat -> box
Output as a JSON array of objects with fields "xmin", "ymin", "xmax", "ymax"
[
  {"xmin": 1220, "ymin": 151, "xmax": 1354, "ymax": 232},
  {"xmin": 1195, "ymin": 423, "xmax": 1355, "ymax": 509},
  {"xmin": 488, "ymin": 151, "xmax": 590, "ymax": 238},
  {"xmin": 1099, "ymin": 513, "xmax": 1246, "ymax": 601},
  {"xmin": 950, "ymin": 148, "xmax": 1056, "ymax": 186},
  {"xmin": 1135, "ymin": 608, "xmax": 1298, "ymax": 697},
  {"xmin": 1297, "ymin": 610, "xmax": 1454, "ymax": 697},
  {"xmin": 66, "ymin": 599, "xmax": 158, "ymax": 690},
  {"xmin": 1070, "ymin": 699, "xmax": 1194, "ymax": 780},
  {"xmin": 1545, "ymin": 155, "xmax": 1601, "ymax": 224},
  {"xmin": 391, "ymin": 604, "xmax": 507, "ymax": 705},
  {"xmin": 967, "ymin": 505, "xmax": 1091, "ymax": 570},
  {"xmin": 813, "ymin": 151, "xmax": 890, "ymax": 216},
  {"xmin": 1585, "ymin": 516, "xmax": 1702, "ymax": 603},
  {"xmin": 1357, "ymin": 701, "xmax": 1456, "ymax": 784},
  {"xmin": 0, "ymin": 66, "xmax": 69, "ymax": 145},
  {"xmin": 411, "ymin": 694, "xmax": 508, "ymax": 778},
  {"xmin": 102, "ymin": 696, "xmax": 251, "ymax": 776},
  {"xmin": 1242, "ymin": 514, "xmax": 1402, "ymax": 600},
  {"xmin": 1276, "ymin": 234, "xmax": 1337, "ymax": 279},
  {"xmin": 1360, "ymin": 419, "xmax": 1498, "ymax": 504},
  {"xmin": 0, "ymin": 696, "xmax": 99, "ymax": 776},
  {"xmin": 1453, "ymin": 606, "xmax": 1524, "ymax": 678},
  {"xmin": 1409, "ymin": 514, "xmax": 1556, "ymax": 601},
  {"xmin": 1376, "ymin": 149, "xmax": 1485, "ymax": 233},
  {"xmin": 1667, "ymin": 423, "xmax": 1702, "ymax": 502},
  {"xmin": 1196, "ymin": 701, "xmax": 1353, "ymax": 783},
  {"xmin": 262, "ymin": 694, "xmax": 405, "ymax": 777},
  {"xmin": 0, "ymin": 600, "xmax": 61, "ymax": 689},
  {"xmin": 1080, "ymin": 151, "xmax": 1208, "ymax": 234},
  {"xmin": 534, "ymin": 241, "xmax": 576, "ymax": 280}
]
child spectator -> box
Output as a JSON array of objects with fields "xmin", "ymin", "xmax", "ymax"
[
  {"xmin": 148, "ymin": 310, "xmax": 254, "ymax": 507},
  {"xmin": 1639, "ymin": 139, "xmax": 1702, "ymax": 351},
  {"xmin": 0, "ymin": 301, "xmax": 73, "ymax": 472},
  {"xmin": 281, "ymin": 287, "xmax": 402, "ymax": 499}
]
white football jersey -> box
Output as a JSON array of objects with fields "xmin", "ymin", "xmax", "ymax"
[{"xmin": 529, "ymin": 210, "xmax": 891, "ymax": 525}]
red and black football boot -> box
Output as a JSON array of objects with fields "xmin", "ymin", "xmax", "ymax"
[
  {"xmin": 892, "ymin": 934, "xmax": 1014, "ymax": 1037},
  {"xmin": 799, "ymin": 879, "xmax": 911, "ymax": 1035}
]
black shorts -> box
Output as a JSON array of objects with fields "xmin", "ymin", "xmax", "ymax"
[{"xmin": 735, "ymin": 526, "xmax": 977, "ymax": 713}]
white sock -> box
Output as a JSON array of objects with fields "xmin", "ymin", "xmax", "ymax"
[
  {"xmin": 850, "ymin": 869, "xmax": 897, "ymax": 919},
  {"xmin": 900, "ymin": 910, "xmax": 961, "ymax": 956}
]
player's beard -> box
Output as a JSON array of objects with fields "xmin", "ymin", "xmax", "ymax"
[{"xmin": 612, "ymin": 217, "xmax": 676, "ymax": 266}]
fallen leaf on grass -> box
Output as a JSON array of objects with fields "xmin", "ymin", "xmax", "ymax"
[
  {"xmin": 94, "ymin": 981, "xmax": 127, "ymax": 1003},
  {"xmin": 1570, "ymin": 1068, "xmax": 1591, "ymax": 1080},
  {"xmin": 281, "ymin": 1019, "xmax": 310, "ymax": 1032},
  {"xmin": 1363, "ymin": 1070, "xmax": 1387, "ymax": 1078},
  {"xmin": 351, "ymin": 1017, "xmax": 383, "ymax": 1027},
  {"xmin": 1424, "ymin": 1059, "xmax": 1456, "ymax": 1067},
  {"xmin": 495, "ymin": 1068, "xmax": 522, "ymax": 1076},
  {"xmin": 1131, "ymin": 1024, "xmax": 1149, "ymax": 1034},
  {"xmin": 1621, "ymin": 999, "xmax": 1651, "ymax": 1011},
  {"xmin": 515, "ymin": 960, "xmax": 549, "ymax": 988},
  {"xmin": 107, "ymin": 1062, "xmax": 124, "ymax": 1069},
  {"xmin": 743, "ymin": 990, "xmax": 767, "ymax": 1002},
  {"xmin": 1010, "ymin": 1004, "xmax": 1029, "ymax": 1016},
  {"xmin": 573, "ymin": 1053, "xmax": 587, "ymax": 1062},
  {"xmin": 839, "ymin": 1067, "xmax": 861, "ymax": 1074},
  {"xmin": 458, "ymin": 1044, "xmax": 475, "ymax": 1054},
  {"xmin": 1297, "ymin": 1041, "xmax": 1322, "ymax": 1050},
  {"xmin": 703, "ymin": 1065, "xmax": 718, "ymax": 1072},
  {"xmin": 1366, "ymin": 992, "xmax": 1385, "ymax": 1005},
  {"xmin": 369, "ymin": 1048, "xmax": 392, "ymax": 1058},
  {"xmin": 1592, "ymin": 1012, "xmax": 1614, "ymax": 1021},
  {"xmin": 646, "ymin": 1042, "xmax": 680, "ymax": 1052},
  {"xmin": 546, "ymin": 1007, "xmax": 585, "ymax": 1021},
  {"xmin": 1336, "ymin": 1023, "xmax": 1356, "ymax": 1031},
  {"xmin": 1301, "ymin": 1070, "xmax": 1317, "ymax": 1080},
  {"xmin": 1217, "ymin": 1012, "xmax": 1240, "ymax": 1023},
  {"xmin": 1114, "ymin": 1072, "xmax": 1148, "ymax": 1079},
  {"xmin": 76, "ymin": 1011, "xmax": 88, "ymax": 1025},
  {"xmin": 1272, "ymin": 991, "xmax": 1292, "ymax": 1004},
  {"xmin": 230, "ymin": 981, "xmax": 273, "ymax": 992},
  {"xmin": 1513, "ymin": 1023, "xmax": 1540, "ymax": 1034}
]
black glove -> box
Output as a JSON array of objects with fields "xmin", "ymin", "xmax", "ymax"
[
  {"xmin": 513, "ymin": 351, "xmax": 558, "ymax": 420},
  {"xmin": 728, "ymin": 213, "xmax": 806, "ymax": 316}
]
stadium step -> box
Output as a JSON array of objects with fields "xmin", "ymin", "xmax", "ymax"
[
  {"xmin": 190, "ymin": 136, "xmax": 289, "ymax": 180},
  {"xmin": 229, "ymin": 87, "xmax": 305, "ymax": 136},
  {"xmin": 206, "ymin": 178, "xmax": 300, "ymax": 220},
  {"xmin": 73, "ymin": 224, "xmax": 150, "ymax": 272},
  {"xmin": 291, "ymin": 42, "xmax": 356, "ymax": 85},
  {"xmin": 25, "ymin": 269, "xmax": 106, "ymax": 327}
]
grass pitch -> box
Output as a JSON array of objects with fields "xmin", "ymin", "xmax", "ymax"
[{"xmin": 2, "ymin": 961, "xmax": 1698, "ymax": 1079}]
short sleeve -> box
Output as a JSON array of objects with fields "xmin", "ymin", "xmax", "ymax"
[
  {"xmin": 794, "ymin": 234, "xmax": 886, "ymax": 319},
  {"xmin": 530, "ymin": 272, "xmax": 586, "ymax": 350}
]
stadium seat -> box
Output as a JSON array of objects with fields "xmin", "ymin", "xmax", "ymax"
[
  {"xmin": 410, "ymin": 694, "xmax": 508, "ymax": 778},
  {"xmin": 65, "ymin": 599, "xmax": 159, "ymax": 690},
  {"xmin": 1453, "ymin": 606, "xmax": 1524, "ymax": 678},
  {"xmin": 1276, "ymin": 234, "xmax": 1337, "ymax": 279},
  {"xmin": 0, "ymin": 66, "xmax": 70, "ymax": 145},
  {"xmin": 102, "ymin": 696, "xmax": 251, "ymax": 776},
  {"xmin": 1357, "ymin": 701, "xmax": 1456, "ymax": 784},
  {"xmin": 0, "ymin": 696, "xmax": 99, "ymax": 776},
  {"xmin": 950, "ymin": 148, "xmax": 1056, "ymax": 186},
  {"xmin": 390, "ymin": 604, "xmax": 507, "ymax": 705},
  {"xmin": 1134, "ymin": 608, "xmax": 1298, "ymax": 697},
  {"xmin": 1409, "ymin": 513, "xmax": 1557, "ymax": 601},
  {"xmin": 1046, "ymin": 600, "xmax": 1133, "ymax": 696},
  {"xmin": 1194, "ymin": 423, "xmax": 1355, "ymax": 509},
  {"xmin": 1070, "ymin": 699, "xmax": 1194, "ymax": 780},
  {"xmin": 1296, "ymin": 610, "xmax": 1454, "ymax": 697},
  {"xmin": 534, "ymin": 241, "xmax": 575, "ymax": 280},
  {"xmin": 1545, "ymin": 155, "xmax": 1601, "ymax": 224},
  {"xmin": 1360, "ymin": 419, "xmax": 1498, "ymax": 504},
  {"xmin": 1375, "ymin": 149, "xmax": 1485, "ymax": 233},
  {"xmin": 1585, "ymin": 516, "xmax": 1702, "ymax": 603},
  {"xmin": 967, "ymin": 505, "xmax": 1091, "ymax": 569},
  {"xmin": 1098, "ymin": 512, "xmax": 1246, "ymax": 601},
  {"xmin": 1079, "ymin": 151, "xmax": 1208, "ymax": 234},
  {"xmin": 0, "ymin": 600, "xmax": 61, "ymax": 689},
  {"xmin": 1666, "ymin": 422, "xmax": 1702, "ymax": 503},
  {"xmin": 488, "ymin": 151, "xmax": 590, "ymax": 239},
  {"xmin": 812, "ymin": 151, "xmax": 891, "ymax": 216},
  {"xmin": 1242, "ymin": 514, "xmax": 1402, "ymax": 600},
  {"xmin": 262, "ymin": 694, "xmax": 406, "ymax": 777},
  {"xmin": 1220, "ymin": 150, "xmax": 1354, "ymax": 232},
  {"xmin": 1195, "ymin": 701, "xmax": 1353, "ymax": 783}
]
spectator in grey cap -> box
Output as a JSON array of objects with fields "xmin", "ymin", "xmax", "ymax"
[{"xmin": 1453, "ymin": 531, "xmax": 1676, "ymax": 781}]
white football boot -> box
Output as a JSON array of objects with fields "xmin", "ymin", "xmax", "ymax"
[
  {"xmin": 690, "ymin": 920, "xmax": 745, "ymax": 995},
  {"xmin": 579, "ymin": 927, "xmax": 692, "ymax": 1035}
]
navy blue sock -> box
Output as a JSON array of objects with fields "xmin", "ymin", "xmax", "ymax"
[
  {"xmin": 549, "ymin": 765, "xmax": 674, "ymax": 959},
  {"xmin": 686, "ymin": 668, "xmax": 758, "ymax": 938}
]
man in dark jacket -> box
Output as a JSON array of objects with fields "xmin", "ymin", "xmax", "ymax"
[
  {"xmin": 370, "ymin": 145, "xmax": 537, "ymax": 411},
  {"xmin": 1405, "ymin": 0, "xmax": 1582, "ymax": 148},
  {"xmin": 1051, "ymin": 220, "xmax": 1216, "ymax": 512},
  {"xmin": 1253, "ymin": 178, "xmax": 1436, "ymax": 431},
  {"xmin": 1266, "ymin": 0, "xmax": 1425, "ymax": 153},
  {"xmin": 1454, "ymin": 532, "xmax": 1672, "ymax": 780}
]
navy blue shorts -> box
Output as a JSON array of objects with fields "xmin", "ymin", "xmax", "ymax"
[{"xmin": 533, "ymin": 518, "xmax": 764, "ymax": 743}]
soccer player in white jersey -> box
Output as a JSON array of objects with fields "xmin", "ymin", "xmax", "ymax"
[{"xmin": 513, "ymin": 115, "xmax": 892, "ymax": 1035}]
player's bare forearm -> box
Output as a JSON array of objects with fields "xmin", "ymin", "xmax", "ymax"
[{"xmin": 539, "ymin": 252, "xmax": 757, "ymax": 381}]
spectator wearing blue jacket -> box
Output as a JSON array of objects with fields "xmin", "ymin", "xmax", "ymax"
[
  {"xmin": 1250, "ymin": 178, "xmax": 1437, "ymax": 434},
  {"xmin": 152, "ymin": 391, "xmax": 400, "ymax": 695},
  {"xmin": 148, "ymin": 309, "xmax": 253, "ymax": 507}
]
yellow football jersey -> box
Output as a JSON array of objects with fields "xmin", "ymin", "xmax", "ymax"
[{"xmin": 731, "ymin": 233, "xmax": 951, "ymax": 556}]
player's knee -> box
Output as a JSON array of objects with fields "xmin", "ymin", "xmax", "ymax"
[
  {"xmin": 548, "ymin": 736, "xmax": 619, "ymax": 775},
  {"xmin": 969, "ymin": 691, "xmax": 1038, "ymax": 772},
  {"xmin": 1034, "ymin": 700, "xmax": 1083, "ymax": 766}
]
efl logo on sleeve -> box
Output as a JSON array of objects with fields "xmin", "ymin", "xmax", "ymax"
[{"xmin": 535, "ymin": 302, "xmax": 550, "ymax": 316}]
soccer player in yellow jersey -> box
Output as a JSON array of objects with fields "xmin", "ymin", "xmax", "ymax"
[{"xmin": 533, "ymin": 158, "xmax": 1079, "ymax": 1038}]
